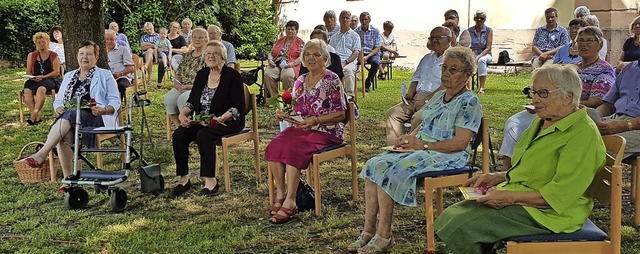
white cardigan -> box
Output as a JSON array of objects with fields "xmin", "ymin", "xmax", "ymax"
[{"xmin": 53, "ymin": 68, "xmax": 122, "ymax": 127}]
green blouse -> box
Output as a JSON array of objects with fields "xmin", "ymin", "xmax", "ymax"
[{"xmin": 496, "ymin": 107, "xmax": 606, "ymax": 233}]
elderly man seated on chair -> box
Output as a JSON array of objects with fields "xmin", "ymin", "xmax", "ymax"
[
  {"xmin": 434, "ymin": 64, "xmax": 606, "ymax": 254},
  {"xmin": 597, "ymin": 60, "xmax": 640, "ymax": 158},
  {"xmin": 385, "ymin": 26, "xmax": 450, "ymax": 145},
  {"xmin": 105, "ymin": 29, "xmax": 135, "ymax": 100},
  {"xmin": 329, "ymin": 10, "xmax": 361, "ymax": 100}
]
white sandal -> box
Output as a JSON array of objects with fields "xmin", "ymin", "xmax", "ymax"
[
  {"xmin": 357, "ymin": 234, "xmax": 394, "ymax": 254},
  {"xmin": 347, "ymin": 231, "xmax": 374, "ymax": 252}
]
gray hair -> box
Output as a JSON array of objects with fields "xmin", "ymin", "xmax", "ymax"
[
  {"xmin": 532, "ymin": 64, "xmax": 582, "ymax": 107},
  {"xmin": 104, "ymin": 29, "xmax": 116, "ymax": 37},
  {"xmin": 301, "ymin": 39, "xmax": 331, "ymax": 68},
  {"xmin": 443, "ymin": 46, "xmax": 477, "ymax": 75},
  {"xmin": 324, "ymin": 10, "xmax": 336, "ymax": 20},
  {"xmin": 205, "ymin": 40, "xmax": 227, "ymax": 61},
  {"xmin": 584, "ymin": 14, "xmax": 600, "ymax": 27},
  {"xmin": 474, "ymin": 10, "xmax": 487, "ymax": 18},
  {"xmin": 144, "ymin": 22, "xmax": 153, "ymax": 28},
  {"xmin": 208, "ymin": 25, "xmax": 222, "ymax": 33},
  {"xmin": 574, "ymin": 6, "xmax": 590, "ymax": 18},
  {"xmin": 578, "ymin": 26, "xmax": 604, "ymax": 48},
  {"xmin": 182, "ymin": 18, "xmax": 192, "ymax": 26}
]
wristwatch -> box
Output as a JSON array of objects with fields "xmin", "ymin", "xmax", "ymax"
[{"xmin": 423, "ymin": 142, "xmax": 429, "ymax": 150}]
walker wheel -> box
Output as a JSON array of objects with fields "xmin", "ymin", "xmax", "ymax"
[
  {"xmin": 94, "ymin": 185, "xmax": 108, "ymax": 194},
  {"xmin": 64, "ymin": 187, "xmax": 89, "ymax": 210},
  {"xmin": 151, "ymin": 175, "xmax": 165, "ymax": 196},
  {"xmin": 110, "ymin": 188, "xmax": 127, "ymax": 212}
]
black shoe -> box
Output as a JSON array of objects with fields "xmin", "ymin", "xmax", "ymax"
[
  {"xmin": 365, "ymin": 87, "xmax": 370, "ymax": 93},
  {"xmin": 200, "ymin": 184, "xmax": 220, "ymax": 197},
  {"xmin": 26, "ymin": 119, "xmax": 34, "ymax": 126},
  {"xmin": 172, "ymin": 180, "xmax": 191, "ymax": 196}
]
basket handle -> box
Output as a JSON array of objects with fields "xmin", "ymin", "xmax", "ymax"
[{"xmin": 16, "ymin": 142, "xmax": 46, "ymax": 160}]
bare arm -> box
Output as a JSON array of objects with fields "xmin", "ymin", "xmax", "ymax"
[
  {"xmin": 596, "ymin": 101, "xmax": 615, "ymax": 117},
  {"xmin": 478, "ymin": 190, "xmax": 551, "ymax": 209},
  {"xmin": 140, "ymin": 42, "xmax": 155, "ymax": 51},
  {"xmin": 581, "ymin": 96, "xmax": 603, "ymax": 108},
  {"xmin": 400, "ymin": 126, "xmax": 474, "ymax": 153},
  {"xmin": 458, "ymin": 30, "xmax": 471, "ymax": 47},
  {"xmin": 478, "ymin": 29, "xmax": 493, "ymax": 58}
]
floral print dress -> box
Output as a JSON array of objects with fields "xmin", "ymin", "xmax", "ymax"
[
  {"xmin": 291, "ymin": 70, "xmax": 346, "ymax": 140},
  {"xmin": 359, "ymin": 90, "xmax": 483, "ymax": 206}
]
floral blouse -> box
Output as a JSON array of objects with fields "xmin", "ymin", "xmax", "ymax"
[
  {"xmin": 185, "ymin": 87, "xmax": 240, "ymax": 119},
  {"xmin": 292, "ymin": 70, "xmax": 346, "ymax": 139},
  {"xmin": 175, "ymin": 51, "xmax": 205, "ymax": 86}
]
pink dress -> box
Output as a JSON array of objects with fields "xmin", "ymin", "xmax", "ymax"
[{"xmin": 264, "ymin": 70, "xmax": 346, "ymax": 169}]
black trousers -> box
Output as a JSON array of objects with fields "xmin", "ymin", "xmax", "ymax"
[
  {"xmin": 116, "ymin": 78, "xmax": 131, "ymax": 100},
  {"xmin": 172, "ymin": 124, "xmax": 241, "ymax": 177}
]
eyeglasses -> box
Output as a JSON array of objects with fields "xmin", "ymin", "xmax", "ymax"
[
  {"xmin": 529, "ymin": 87, "xmax": 561, "ymax": 98},
  {"xmin": 576, "ymin": 38, "xmax": 599, "ymax": 45},
  {"xmin": 474, "ymin": 17, "xmax": 486, "ymax": 21},
  {"xmin": 303, "ymin": 53, "xmax": 323, "ymax": 59},
  {"xmin": 441, "ymin": 65, "xmax": 467, "ymax": 75},
  {"xmin": 203, "ymin": 52, "xmax": 221, "ymax": 58},
  {"xmin": 428, "ymin": 35, "xmax": 450, "ymax": 41},
  {"xmin": 634, "ymin": 23, "xmax": 640, "ymax": 28}
]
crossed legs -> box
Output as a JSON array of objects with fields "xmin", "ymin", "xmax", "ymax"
[{"xmin": 29, "ymin": 118, "xmax": 74, "ymax": 177}]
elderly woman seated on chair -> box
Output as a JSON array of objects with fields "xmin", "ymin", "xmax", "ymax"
[
  {"xmin": 265, "ymin": 39, "xmax": 346, "ymax": 224},
  {"xmin": 20, "ymin": 40, "xmax": 121, "ymax": 181},
  {"xmin": 171, "ymin": 40, "xmax": 245, "ymax": 197},
  {"xmin": 433, "ymin": 64, "xmax": 606, "ymax": 254},
  {"xmin": 348, "ymin": 46, "xmax": 483, "ymax": 253}
]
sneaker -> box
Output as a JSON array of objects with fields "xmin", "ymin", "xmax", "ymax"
[
  {"xmin": 479, "ymin": 88, "xmax": 485, "ymax": 94},
  {"xmin": 347, "ymin": 231, "xmax": 374, "ymax": 252}
]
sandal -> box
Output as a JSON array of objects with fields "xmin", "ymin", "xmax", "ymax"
[
  {"xmin": 22, "ymin": 156, "xmax": 43, "ymax": 168},
  {"xmin": 270, "ymin": 206, "xmax": 298, "ymax": 224},
  {"xmin": 270, "ymin": 198, "xmax": 285, "ymax": 215},
  {"xmin": 357, "ymin": 234, "xmax": 394, "ymax": 254},
  {"xmin": 347, "ymin": 231, "xmax": 374, "ymax": 252}
]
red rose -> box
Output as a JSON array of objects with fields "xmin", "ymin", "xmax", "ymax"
[
  {"xmin": 282, "ymin": 90, "xmax": 292, "ymax": 105},
  {"xmin": 208, "ymin": 119, "xmax": 219, "ymax": 128},
  {"xmin": 89, "ymin": 98, "xmax": 97, "ymax": 107}
]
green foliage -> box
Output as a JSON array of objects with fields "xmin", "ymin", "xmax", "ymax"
[
  {"xmin": 215, "ymin": 0, "xmax": 277, "ymax": 59},
  {"xmin": 0, "ymin": 0, "xmax": 60, "ymax": 65}
]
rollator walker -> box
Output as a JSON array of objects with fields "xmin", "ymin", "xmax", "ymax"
[{"xmin": 61, "ymin": 91, "xmax": 164, "ymax": 212}]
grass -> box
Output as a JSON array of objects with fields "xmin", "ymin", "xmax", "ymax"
[{"xmin": 1, "ymin": 63, "xmax": 639, "ymax": 253}]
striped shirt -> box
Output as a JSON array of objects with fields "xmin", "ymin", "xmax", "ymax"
[{"xmin": 532, "ymin": 25, "xmax": 569, "ymax": 56}]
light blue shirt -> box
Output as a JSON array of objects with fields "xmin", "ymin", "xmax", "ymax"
[
  {"xmin": 410, "ymin": 50, "xmax": 446, "ymax": 93},
  {"xmin": 329, "ymin": 29, "xmax": 362, "ymax": 61}
]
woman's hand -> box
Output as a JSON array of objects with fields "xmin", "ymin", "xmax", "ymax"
[
  {"xmin": 178, "ymin": 114, "xmax": 191, "ymax": 127},
  {"xmin": 476, "ymin": 190, "xmax": 515, "ymax": 209},
  {"xmin": 297, "ymin": 116, "xmax": 319, "ymax": 130},
  {"xmin": 464, "ymin": 173, "xmax": 505, "ymax": 188},
  {"xmin": 55, "ymin": 107, "xmax": 65, "ymax": 116},
  {"xmin": 274, "ymin": 109, "xmax": 287, "ymax": 120},
  {"xmin": 90, "ymin": 106, "xmax": 106, "ymax": 116},
  {"xmin": 598, "ymin": 120, "xmax": 628, "ymax": 135},
  {"xmin": 268, "ymin": 59, "xmax": 276, "ymax": 67},
  {"xmin": 395, "ymin": 134, "xmax": 424, "ymax": 150}
]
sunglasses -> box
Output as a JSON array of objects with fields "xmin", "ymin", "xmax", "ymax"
[{"xmin": 475, "ymin": 17, "xmax": 486, "ymax": 21}]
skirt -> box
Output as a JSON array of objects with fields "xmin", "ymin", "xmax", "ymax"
[
  {"xmin": 264, "ymin": 127, "xmax": 343, "ymax": 170},
  {"xmin": 433, "ymin": 201, "xmax": 552, "ymax": 254},
  {"xmin": 54, "ymin": 109, "xmax": 105, "ymax": 149},
  {"xmin": 24, "ymin": 79, "xmax": 57, "ymax": 93}
]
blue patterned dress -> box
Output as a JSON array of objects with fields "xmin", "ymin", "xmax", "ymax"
[{"xmin": 359, "ymin": 90, "xmax": 483, "ymax": 206}]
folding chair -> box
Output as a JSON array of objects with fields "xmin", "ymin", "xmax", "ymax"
[
  {"xmin": 421, "ymin": 117, "xmax": 492, "ymax": 253},
  {"xmin": 268, "ymin": 101, "xmax": 358, "ymax": 216},
  {"xmin": 501, "ymin": 135, "xmax": 624, "ymax": 254}
]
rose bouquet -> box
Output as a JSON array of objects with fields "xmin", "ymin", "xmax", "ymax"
[{"xmin": 191, "ymin": 112, "xmax": 226, "ymax": 128}]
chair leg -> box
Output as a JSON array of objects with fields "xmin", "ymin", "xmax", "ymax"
[
  {"xmin": 268, "ymin": 163, "xmax": 274, "ymax": 205},
  {"xmin": 424, "ymin": 180, "xmax": 436, "ymax": 252},
  {"xmin": 351, "ymin": 150, "xmax": 358, "ymax": 201},
  {"xmin": 166, "ymin": 114, "xmax": 172, "ymax": 141},
  {"xmin": 222, "ymin": 142, "xmax": 231, "ymax": 192},
  {"xmin": 435, "ymin": 188, "xmax": 444, "ymax": 216},
  {"xmin": 18, "ymin": 92, "xmax": 25, "ymax": 124},
  {"xmin": 96, "ymin": 139, "xmax": 104, "ymax": 169},
  {"xmin": 313, "ymin": 157, "xmax": 322, "ymax": 216},
  {"xmin": 49, "ymin": 150, "xmax": 56, "ymax": 182},
  {"xmin": 253, "ymin": 135, "xmax": 261, "ymax": 179},
  {"xmin": 634, "ymin": 160, "xmax": 640, "ymax": 226}
]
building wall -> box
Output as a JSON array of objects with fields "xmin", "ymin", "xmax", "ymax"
[{"xmin": 279, "ymin": 0, "xmax": 639, "ymax": 70}]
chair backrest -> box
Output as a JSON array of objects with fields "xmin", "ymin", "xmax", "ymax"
[
  {"xmin": 587, "ymin": 135, "xmax": 624, "ymax": 254},
  {"xmin": 242, "ymin": 84, "xmax": 258, "ymax": 132},
  {"xmin": 469, "ymin": 117, "xmax": 491, "ymax": 173}
]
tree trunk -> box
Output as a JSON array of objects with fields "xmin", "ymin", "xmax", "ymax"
[{"xmin": 58, "ymin": 0, "xmax": 108, "ymax": 70}]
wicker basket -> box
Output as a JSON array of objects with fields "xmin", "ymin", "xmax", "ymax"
[{"xmin": 13, "ymin": 142, "xmax": 59, "ymax": 183}]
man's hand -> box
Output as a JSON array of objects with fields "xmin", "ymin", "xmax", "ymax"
[{"xmin": 598, "ymin": 120, "xmax": 629, "ymax": 135}]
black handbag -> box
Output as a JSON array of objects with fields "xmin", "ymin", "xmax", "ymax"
[
  {"xmin": 296, "ymin": 177, "xmax": 315, "ymax": 212},
  {"xmin": 497, "ymin": 50, "xmax": 511, "ymax": 64}
]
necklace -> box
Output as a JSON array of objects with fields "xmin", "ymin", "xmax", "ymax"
[
  {"xmin": 36, "ymin": 51, "xmax": 46, "ymax": 75},
  {"xmin": 305, "ymin": 70, "xmax": 324, "ymax": 90},
  {"xmin": 443, "ymin": 86, "xmax": 468, "ymax": 103}
]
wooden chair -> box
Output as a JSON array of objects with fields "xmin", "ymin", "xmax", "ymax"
[
  {"xmin": 95, "ymin": 110, "xmax": 125, "ymax": 169},
  {"xmin": 216, "ymin": 85, "xmax": 261, "ymax": 192},
  {"xmin": 131, "ymin": 54, "xmax": 148, "ymax": 97},
  {"xmin": 360, "ymin": 52, "xmax": 378, "ymax": 91},
  {"xmin": 358, "ymin": 51, "xmax": 367, "ymax": 98},
  {"xmin": 421, "ymin": 117, "xmax": 491, "ymax": 253},
  {"xmin": 268, "ymin": 101, "xmax": 358, "ymax": 216},
  {"xmin": 501, "ymin": 135, "xmax": 625, "ymax": 254},
  {"xmin": 622, "ymin": 154, "xmax": 640, "ymax": 226},
  {"xmin": 18, "ymin": 65, "xmax": 63, "ymax": 123}
]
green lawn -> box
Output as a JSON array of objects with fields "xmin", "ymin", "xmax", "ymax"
[{"xmin": 0, "ymin": 64, "xmax": 638, "ymax": 253}]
